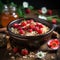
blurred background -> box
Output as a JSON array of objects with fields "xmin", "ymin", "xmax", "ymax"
[{"xmin": 1, "ymin": 0, "xmax": 60, "ymax": 9}]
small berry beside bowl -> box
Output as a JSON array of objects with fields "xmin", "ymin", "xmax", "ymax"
[{"xmin": 47, "ymin": 39, "xmax": 60, "ymax": 50}]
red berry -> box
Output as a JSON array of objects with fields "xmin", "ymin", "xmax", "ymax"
[
  {"xmin": 52, "ymin": 18, "xmax": 57, "ymax": 24},
  {"xmin": 18, "ymin": 27, "xmax": 22, "ymax": 30},
  {"xmin": 28, "ymin": 29, "xmax": 33, "ymax": 32},
  {"xmin": 27, "ymin": 20, "xmax": 30, "ymax": 23},
  {"xmin": 30, "ymin": 19, "xmax": 34, "ymax": 23},
  {"xmin": 25, "ymin": 8, "xmax": 31, "ymax": 14},
  {"xmin": 13, "ymin": 23, "xmax": 19, "ymax": 28},
  {"xmin": 21, "ymin": 21, "xmax": 27, "ymax": 26},
  {"xmin": 34, "ymin": 26, "xmax": 39, "ymax": 31},
  {"xmin": 38, "ymin": 10, "xmax": 42, "ymax": 14},
  {"xmin": 27, "ymin": 19, "xmax": 34, "ymax": 23},
  {"xmin": 47, "ymin": 10, "xmax": 52, "ymax": 15},
  {"xmin": 21, "ymin": 49, "xmax": 28, "ymax": 55},
  {"xmin": 39, "ymin": 24, "xmax": 43, "ymax": 28},
  {"xmin": 36, "ymin": 22, "xmax": 43, "ymax": 28},
  {"xmin": 19, "ymin": 29, "xmax": 25, "ymax": 34},
  {"xmin": 13, "ymin": 47, "xmax": 18, "ymax": 53},
  {"xmin": 37, "ymin": 29, "xmax": 42, "ymax": 34},
  {"xmin": 23, "ymin": 27, "xmax": 28, "ymax": 30},
  {"xmin": 29, "ymin": 24, "xmax": 35, "ymax": 29}
]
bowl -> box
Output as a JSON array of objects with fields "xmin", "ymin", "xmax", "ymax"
[{"xmin": 7, "ymin": 18, "xmax": 55, "ymax": 48}]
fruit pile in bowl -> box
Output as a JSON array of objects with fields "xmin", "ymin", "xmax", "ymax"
[
  {"xmin": 11, "ymin": 19, "xmax": 49, "ymax": 36},
  {"xmin": 7, "ymin": 18, "xmax": 55, "ymax": 48}
]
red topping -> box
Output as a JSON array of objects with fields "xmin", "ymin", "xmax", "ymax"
[
  {"xmin": 13, "ymin": 23, "xmax": 19, "ymax": 28},
  {"xmin": 34, "ymin": 26, "xmax": 39, "ymax": 31},
  {"xmin": 21, "ymin": 49, "xmax": 28, "ymax": 55},
  {"xmin": 19, "ymin": 29, "xmax": 25, "ymax": 34},
  {"xmin": 12, "ymin": 20, "xmax": 48, "ymax": 35},
  {"xmin": 29, "ymin": 24, "xmax": 35, "ymax": 29},
  {"xmin": 52, "ymin": 18, "xmax": 57, "ymax": 24},
  {"xmin": 28, "ymin": 29, "xmax": 33, "ymax": 32},
  {"xmin": 37, "ymin": 29, "xmax": 42, "ymax": 34},
  {"xmin": 21, "ymin": 21, "xmax": 27, "ymax": 26}
]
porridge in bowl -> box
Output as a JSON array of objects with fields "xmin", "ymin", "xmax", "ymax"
[{"xmin": 11, "ymin": 19, "xmax": 49, "ymax": 36}]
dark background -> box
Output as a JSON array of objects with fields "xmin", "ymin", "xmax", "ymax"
[{"xmin": 1, "ymin": 0, "xmax": 60, "ymax": 9}]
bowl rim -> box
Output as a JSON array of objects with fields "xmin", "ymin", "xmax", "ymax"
[{"xmin": 7, "ymin": 18, "xmax": 55, "ymax": 38}]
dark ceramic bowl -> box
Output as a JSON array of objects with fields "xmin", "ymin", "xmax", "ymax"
[{"xmin": 7, "ymin": 18, "xmax": 59, "ymax": 48}]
